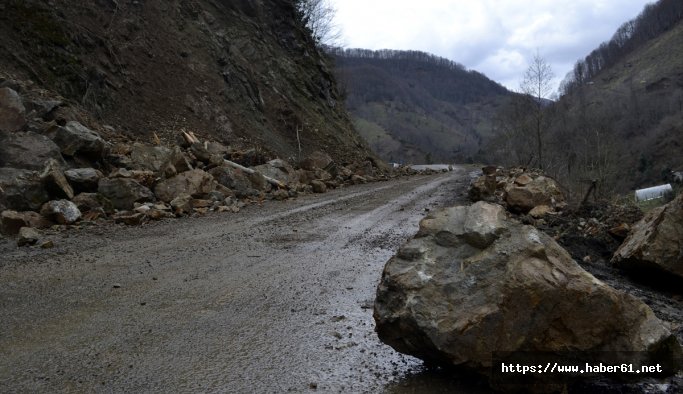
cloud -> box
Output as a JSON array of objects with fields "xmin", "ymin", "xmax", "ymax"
[{"xmin": 331, "ymin": 0, "xmax": 653, "ymax": 92}]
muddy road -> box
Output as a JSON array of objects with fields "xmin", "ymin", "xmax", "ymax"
[{"xmin": 1, "ymin": 168, "xmax": 486, "ymax": 393}]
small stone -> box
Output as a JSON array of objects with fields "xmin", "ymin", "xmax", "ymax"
[
  {"xmin": 112, "ymin": 283, "xmax": 122, "ymax": 288},
  {"xmin": 17, "ymin": 227, "xmax": 40, "ymax": 246},
  {"xmin": 310, "ymin": 180, "xmax": 327, "ymax": 194},
  {"xmin": 40, "ymin": 240, "xmax": 55, "ymax": 249}
]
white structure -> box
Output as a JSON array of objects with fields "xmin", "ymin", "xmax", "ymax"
[{"xmin": 634, "ymin": 184, "xmax": 673, "ymax": 202}]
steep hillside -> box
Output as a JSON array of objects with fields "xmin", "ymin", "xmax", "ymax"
[
  {"xmin": 0, "ymin": 0, "xmax": 370, "ymax": 162},
  {"xmin": 551, "ymin": 15, "xmax": 683, "ymax": 194},
  {"xmin": 330, "ymin": 48, "xmax": 512, "ymax": 164}
]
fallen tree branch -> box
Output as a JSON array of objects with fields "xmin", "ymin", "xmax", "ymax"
[{"xmin": 223, "ymin": 159, "xmax": 286, "ymax": 189}]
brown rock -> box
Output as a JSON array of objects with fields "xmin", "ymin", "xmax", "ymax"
[
  {"xmin": 528, "ymin": 205, "xmax": 552, "ymax": 218},
  {"xmin": 375, "ymin": 202, "xmax": 681, "ymax": 375},
  {"xmin": 72, "ymin": 193, "xmax": 113, "ymax": 214},
  {"xmin": 612, "ymin": 193, "xmax": 683, "ymax": 279},
  {"xmin": 350, "ymin": 175, "xmax": 366, "ymax": 185},
  {"xmin": 310, "ymin": 180, "xmax": 327, "ymax": 194},
  {"xmin": 505, "ymin": 175, "xmax": 564, "ymax": 213},
  {"xmin": 272, "ymin": 189, "xmax": 289, "ymax": 201},
  {"xmin": 210, "ymin": 166, "xmax": 258, "ymax": 198},
  {"xmin": 514, "ymin": 174, "xmax": 533, "ymax": 186},
  {"xmin": 113, "ymin": 212, "xmax": 146, "ymax": 226},
  {"xmin": 300, "ymin": 151, "xmax": 333, "ymax": 171},
  {"xmin": 170, "ymin": 194, "xmax": 193, "ymax": 215},
  {"xmin": 608, "ymin": 223, "xmax": 631, "ymax": 239},
  {"xmin": 253, "ymin": 159, "xmax": 298, "ymax": 186},
  {"xmin": 154, "ymin": 169, "xmax": 216, "ymax": 203},
  {"xmin": 1, "ymin": 210, "xmax": 52, "ymax": 235}
]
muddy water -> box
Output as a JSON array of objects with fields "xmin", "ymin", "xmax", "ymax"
[{"xmin": 0, "ymin": 169, "xmax": 488, "ymax": 393}]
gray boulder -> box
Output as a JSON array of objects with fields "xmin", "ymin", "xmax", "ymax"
[
  {"xmin": 300, "ymin": 150, "xmax": 333, "ymax": 171},
  {"xmin": 612, "ymin": 192, "xmax": 683, "ymax": 279},
  {"xmin": 40, "ymin": 200, "xmax": 81, "ymax": 225},
  {"xmin": 47, "ymin": 121, "xmax": 109, "ymax": 159},
  {"xmin": 209, "ymin": 166, "xmax": 258, "ymax": 198},
  {"xmin": 130, "ymin": 143, "xmax": 177, "ymax": 175},
  {"xmin": 0, "ymin": 168, "xmax": 49, "ymax": 211},
  {"xmin": 64, "ymin": 168, "xmax": 103, "ymax": 193},
  {"xmin": 0, "ymin": 87, "xmax": 26, "ymax": 132},
  {"xmin": 98, "ymin": 178, "xmax": 155, "ymax": 210},
  {"xmin": 154, "ymin": 169, "xmax": 216, "ymax": 203},
  {"xmin": 375, "ymin": 202, "xmax": 681, "ymax": 374},
  {"xmin": 253, "ymin": 159, "xmax": 299, "ymax": 186},
  {"xmin": 0, "ymin": 131, "xmax": 65, "ymax": 170}
]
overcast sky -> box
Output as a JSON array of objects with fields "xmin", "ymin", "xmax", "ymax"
[{"xmin": 331, "ymin": 0, "xmax": 654, "ymax": 94}]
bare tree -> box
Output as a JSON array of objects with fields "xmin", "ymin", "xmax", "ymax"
[
  {"xmin": 297, "ymin": 0, "xmax": 342, "ymax": 47},
  {"xmin": 520, "ymin": 51, "xmax": 554, "ymax": 169}
]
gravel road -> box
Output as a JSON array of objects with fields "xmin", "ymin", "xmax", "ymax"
[{"xmin": 0, "ymin": 168, "xmax": 487, "ymax": 393}]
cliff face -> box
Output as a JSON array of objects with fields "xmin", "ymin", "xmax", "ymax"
[{"xmin": 0, "ymin": 0, "xmax": 369, "ymax": 162}]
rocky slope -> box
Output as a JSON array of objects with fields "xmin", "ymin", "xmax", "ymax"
[{"xmin": 0, "ymin": 0, "xmax": 370, "ymax": 162}]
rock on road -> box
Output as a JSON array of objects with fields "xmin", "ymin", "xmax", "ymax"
[{"xmin": 0, "ymin": 168, "xmax": 480, "ymax": 393}]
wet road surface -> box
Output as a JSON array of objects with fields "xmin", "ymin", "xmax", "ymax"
[{"xmin": 0, "ymin": 168, "xmax": 487, "ymax": 393}]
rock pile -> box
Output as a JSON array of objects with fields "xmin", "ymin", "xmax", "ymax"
[
  {"xmin": 612, "ymin": 192, "xmax": 683, "ymax": 280},
  {"xmin": 374, "ymin": 201, "xmax": 681, "ymax": 381},
  {"xmin": 469, "ymin": 166, "xmax": 565, "ymax": 214},
  {"xmin": 0, "ymin": 82, "xmax": 414, "ymax": 245}
]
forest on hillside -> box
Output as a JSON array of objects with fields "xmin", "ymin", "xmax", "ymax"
[
  {"xmin": 486, "ymin": 0, "xmax": 683, "ymax": 200},
  {"xmin": 330, "ymin": 48, "xmax": 511, "ymax": 164}
]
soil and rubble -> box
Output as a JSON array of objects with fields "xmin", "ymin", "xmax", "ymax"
[
  {"xmin": 374, "ymin": 165, "xmax": 683, "ymax": 392},
  {"xmin": 0, "ymin": 78, "xmax": 449, "ymax": 245}
]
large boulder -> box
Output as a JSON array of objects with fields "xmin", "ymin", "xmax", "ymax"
[
  {"xmin": 0, "ymin": 168, "xmax": 49, "ymax": 211},
  {"xmin": 47, "ymin": 121, "xmax": 109, "ymax": 159},
  {"xmin": 40, "ymin": 200, "xmax": 81, "ymax": 225},
  {"xmin": 612, "ymin": 193, "xmax": 683, "ymax": 279},
  {"xmin": 0, "ymin": 87, "xmax": 26, "ymax": 132},
  {"xmin": 0, "ymin": 131, "xmax": 64, "ymax": 170},
  {"xmin": 1, "ymin": 210, "xmax": 53, "ymax": 235},
  {"xmin": 209, "ymin": 166, "xmax": 258, "ymax": 198},
  {"xmin": 253, "ymin": 159, "xmax": 299, "ymax": 186},
  {"xmin": 299, "ymin": 150, "xmax": 333, "ymax": 171},
  {"xmin": 505, "ymin": 175, "xmax": 564, "ymax": 213},
  {"xmin": 98, "ymin": 178, "xmax": 155, "ymax": 210},
  {"xmin": 64, "ymin": 168, "xmax": 103, "ymax": 193},
  {"xmin": 129, "ymin": 143, "xmax": 187, "ymax": 176},
  {"xmin": 470, "ymin": 167, "xmax": 565, "ymax": 213},
  {"xmin": 374, "ymin": 202, "xmax": 680, "ymax": 375},
  {"xmin": 72, "ymin": 192, "xmax": 113, "ymax": 214},
  {"xmin": 154, "ymin": 169, "xmax": 216, "ymax": 203}
]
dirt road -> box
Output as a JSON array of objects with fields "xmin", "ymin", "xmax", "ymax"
[{"xmin": 0, "ymin": 168, "xmax": 486, "ymax": 393}]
